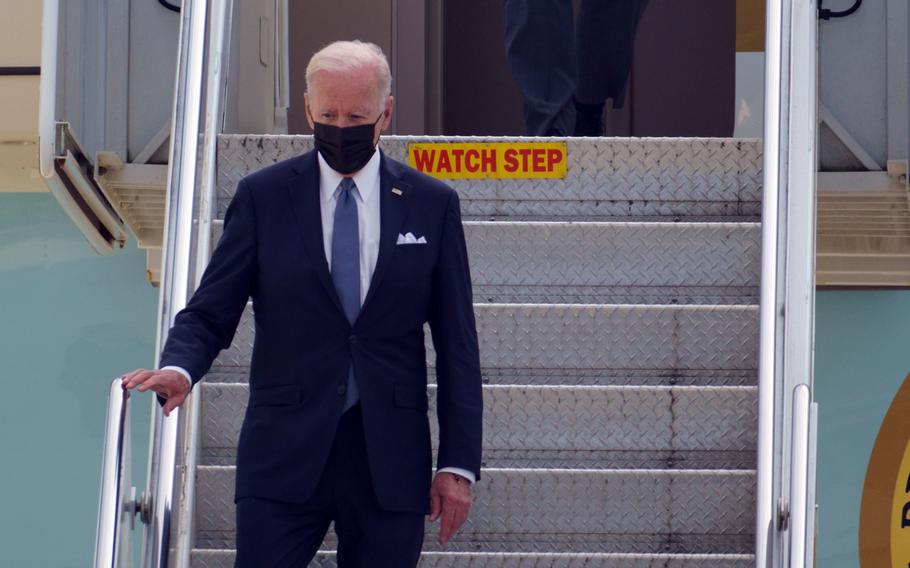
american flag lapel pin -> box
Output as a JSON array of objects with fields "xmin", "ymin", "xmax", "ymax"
[{"xmin": 391, "ymin": 187, "xmax": 403, "ymax": 196}]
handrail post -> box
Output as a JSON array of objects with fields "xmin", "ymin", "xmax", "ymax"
[
  {"xmin": 757, "ymin": 0, "xmax": 820, "ymax": 566},
  {"xmin": 172, "ymin": 0, "xmax": 234, "ymax": 565},
  {"xmin": 756, "ymin": 0, "xmax": 784, "ymax": 562}
]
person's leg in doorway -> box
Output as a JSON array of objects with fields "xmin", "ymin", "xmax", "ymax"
[
  {"xmin": 503, "ymin": 0, "xmax": 577, "ymax": 136},
  {"xmin": 574, "ymin": 0, "xmax": 650, "ymax": 135}
]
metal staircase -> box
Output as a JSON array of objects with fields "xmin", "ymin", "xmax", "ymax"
[
  {"xmin": 93, "ymin": 1, "xmax": 823, "ymax": 565},
  {"xmin": 188, "ymin": 136, "xmax": 763, "ymax": 567}
]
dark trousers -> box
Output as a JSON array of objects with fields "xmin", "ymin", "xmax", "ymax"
[
  {"xmin": 502, "ymin": 0, "xmax": 649, "ymax": 135},
  {"xmin": 235, "ymin": 404, "xmax": 425, "ymax": 567}
]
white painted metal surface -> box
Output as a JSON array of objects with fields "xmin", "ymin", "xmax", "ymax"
[
  {"xmin": 757, "ymin": 0, "xmax": 820, "ymax": 566},
  {"xmin": 143, "ymin": 0, "xmax": 210, "ymax": 565},
  {"xmin": 787, "ymin": 385, "xmax": 810, "ymax": 568},
  {"xmin": 95, "ymin": 378, "xmax": 133, "ymax": 568},
  {"xmin": 886, "ymin": 0, "xmax": 909, "ymax": 164},
  {"xmin": 61, "ymin": 150, "xmax": 128, "ymax": 242},
  {"xmin": 38, "ymin": 0, "xmax": 58, "ymax": 179},
  {"xmin": 756, "ymin": 0, "xmax": 784, "ymax": 562},
  {"xmin": 174, "ymin": 0, "xmax": 234, "ymax": 565}
]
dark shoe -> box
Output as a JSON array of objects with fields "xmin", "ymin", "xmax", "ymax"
[{"xmin": 573, "ymin": 99, "xmax": 605, "ymax": 136}]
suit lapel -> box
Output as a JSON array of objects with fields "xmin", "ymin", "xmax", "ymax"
[
  {"xmin": 285, "ymin": 151, "xmax": 346, "ymax": 317},
  {"xmin": 359, "ymin": 152, "xmax": 410, "ymax": 319}
]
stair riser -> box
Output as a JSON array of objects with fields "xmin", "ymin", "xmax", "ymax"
[
  {"xmin": 212, "ymin": 221, "xmax": 761, "ymax": 305},
  {"xmin": 216, "ymin": 137, "xmax": 762, "ymax": 220},
  {"xmin": 201, "ymin": 384, "xmax": 757, "ymax": 469},
  {"xmin": 195, "ymin": 467, "xmax": 755, "ymax": 553},
  {"xmin": 214, "ymin": 304, "xmax": 759, "ymax": 374},
  {"xmin": 192, "ymin": 550, "xmax": 755, "ymax": 568}
]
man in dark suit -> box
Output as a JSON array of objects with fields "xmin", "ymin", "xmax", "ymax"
[{"xmin": 121, "ymin": 40, "xmax": 483, "ymax": 566}]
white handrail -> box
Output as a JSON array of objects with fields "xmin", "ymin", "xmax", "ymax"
[
  {"xmin": 142, "ymin": 0, "xmax": 209, "ymax": 565},
  {"xmin": 756, "ymin": 1, "xmax": 820, "ymax": 566},
  {"xmin": 756, "ymin": 0, "xmax": 784, "ymax": 564},
  {"xmin": 788, "ymin": 385, "xmax": 811, "ymax": 567},
  {"xmin": 173, "ymin": 0, "xmax": 234, "ymax": 565},
  {"xmin": 804, "ymin": 400, "xmax": 819, "ymax": 568},
  {"xmin": 94, "ymin": 379, "xmax": 132, "ymax": 567}
]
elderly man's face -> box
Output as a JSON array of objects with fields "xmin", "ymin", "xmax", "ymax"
[{"xmin": 305, "ymin": 66, "xmax": 393, "ymax": 144}]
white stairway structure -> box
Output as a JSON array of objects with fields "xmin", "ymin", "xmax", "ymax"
[{"xmin": 188, "ymin": 135, "xmax": 763, "ymax": 567}]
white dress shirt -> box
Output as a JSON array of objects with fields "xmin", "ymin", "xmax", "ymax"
[
  {"xmin": 163, "ymin": 146, "xmax": 474, "ymax": 484},
  {"xmin": 317, "ymin": 148, "xmax": 382, "ymax": 304}
]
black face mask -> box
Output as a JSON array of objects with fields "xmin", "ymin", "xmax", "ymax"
[{"xmin": 312, "ymin": 113, "xmax": 383, "ymax": 175}]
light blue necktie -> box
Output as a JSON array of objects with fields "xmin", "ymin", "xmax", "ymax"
[{"xmin": 331, "ymin": 178, "xmax": 361, "ymax": 412}]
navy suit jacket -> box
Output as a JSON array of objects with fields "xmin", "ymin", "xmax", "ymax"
[{"xmin": 159, "ymin": 149, "xmax": 483, "ymax": 514}]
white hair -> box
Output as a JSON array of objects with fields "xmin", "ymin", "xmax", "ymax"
[{"xmin": 305, "ymin": 40, "xmax": 392, "ymax": 111}]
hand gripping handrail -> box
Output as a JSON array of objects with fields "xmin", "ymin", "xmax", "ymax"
[{"xmin": 94, "ymin": 379, "xmax": 141, "ymax": 567}]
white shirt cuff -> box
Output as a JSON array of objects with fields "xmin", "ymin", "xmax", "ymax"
[
  {"xmin": 160, "ymin": 365, "xmax": 192, "ymax": 390},
  {"xmin": 438, "ymin": 467, "xmax": 475, "ymax": 484}
]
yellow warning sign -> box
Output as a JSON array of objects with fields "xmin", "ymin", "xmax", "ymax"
[{"xmin": 407, "ymin": 142, "xmax": 567, "ymax": 180}]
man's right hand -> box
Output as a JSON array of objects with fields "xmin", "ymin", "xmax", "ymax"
[{"xmin": 121, "ymin": 369, "xmax": 191, "ymax": 417}]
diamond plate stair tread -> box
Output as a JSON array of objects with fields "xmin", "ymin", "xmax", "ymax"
[
  {"xmin": 211, "ymin": 221, "xmax": 761, "ymax": 305},
  {"xmin": 216, "ymin": 136, "xmax": 762, "ymax": 220},
  {"xmin": 195, "ymin": 466, "xmax": 755, "ymax": 554},
  {"xmin": 201, "ymin": 135, "xmax": 763, "ymax": 561},
  {"xmin": 200, "ymin": 383, "xmax": 757, "ymax": 469},
  {"xmin": 191, "ymin": 549, "xmax": 755, "ymax": 567},
  {"xmin": 214, "ymin": 304, "xmax": 758, "ymax": 374},
  {"xmin": 204, "ymin": 367, "xmax": 757, "ymax": 387}
]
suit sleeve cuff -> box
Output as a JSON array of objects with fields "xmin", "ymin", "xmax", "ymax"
[
  {"xmin": 438, "ymin": 467, "xmax": 476, "ymax": 484},
  {"xmin": 160, "ymin": 365, "xmax": 193, "ymax": 389}
]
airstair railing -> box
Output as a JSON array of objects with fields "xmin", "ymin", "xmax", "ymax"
[
  {"xmin": 142, "ymin": 0, "xmax": 211, "ymax": 565},
  {"xmin": 91, "ymin": 0, "xmax": 240, "ymax": 564},
  {"xmin": 172, "ymin": 0, "xmax": 234, "ymax": 565},
  {"xmin": 756, "ymin": 0, "xmax": 820, "ymax": 566},
  {"xmin": 95, "ymin": 379, "xmax": 143, "ymax": 567},
  {"xmin": 88, "ymin": 0, "xmax": 206, "ymax": 562}
]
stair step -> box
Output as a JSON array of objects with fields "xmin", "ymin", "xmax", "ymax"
[
  {"xmin": 201, "ymin": 383, "xmax": 756, "ymax": 469},
  {"xmin": 212, "ymin": 221, "xmax": 761, "ymax": 305},
  {"xmin": 466, "ymin": 222, "xmax": 760, "ymax": 304},
  {"xmin": 205, "ymin": 366, "xmax": 758, "ymax": 387},
  {"xmin": 192, "ymin": 549, "xmax": 755, "ymax": 567},
  {"xmin": 216, "ymin": 136, "xmax": 762, "ymax": 220},
  {"xmin": 214, "ymin": 304, "xmax": 758, "ymax": 376},
  {"xmin": 203, "ymin": 135, "xmax": 762, "ymax": 561},
  {"xmin": 195, "ymin": 466, "xmax": 754, "ymax": 554}
]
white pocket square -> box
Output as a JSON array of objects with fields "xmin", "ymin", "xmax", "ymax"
[{"xmin": 396, "ymin": 232, "xmax": 427, "ymax": 245}]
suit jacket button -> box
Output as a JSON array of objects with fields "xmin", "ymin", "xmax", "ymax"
[
  {"xmin": 349, "ymin": 335, "xmax": 357, "ymax": 344},
  {"xmin": 337, "ymin": 385, "xmax": 347, "ymax": 395}
]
